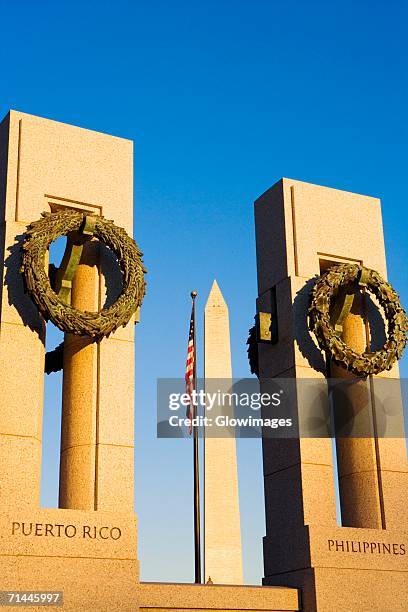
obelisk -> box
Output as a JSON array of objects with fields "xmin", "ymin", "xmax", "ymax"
[{"xmin": 204, "ymin": 280, "xmax": 243, "ymax": 585}]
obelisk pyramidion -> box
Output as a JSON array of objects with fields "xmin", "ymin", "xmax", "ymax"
[{"xmin": 204, "ymin": 280, "xmax": 243, "ymax": 585}]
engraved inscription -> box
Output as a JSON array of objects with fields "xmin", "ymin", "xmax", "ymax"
[
  {"xmin": 328, "ymin": 538, "xmax": 406, "ymax": 555},
  {"xmin": 11, "ymin": 522, "xmax": 122, "ymax": 540}
]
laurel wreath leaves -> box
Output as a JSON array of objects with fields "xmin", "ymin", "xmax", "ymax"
[
  {"xmin": 21, "ymin": 210, "xmax": 146, "ymax": 338},
  {"xmin": 309, "ymin": 263, "xmax": 408, "ymax": 376}
]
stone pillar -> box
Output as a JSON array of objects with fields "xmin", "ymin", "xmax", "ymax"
[
  {"xmin": 255, "ymin": 178, "xmax": 408, "ymax": 611},
  {"xmin": 59, "ymin": 236, "xmax": 135, "ymax": 513},
  {"xmin": 204, "ymin": 280, "xmax": 243, "ymax": 585},
  {"xmin": 0, "ymin": 110, "xmax": 139, "ymax": 611},
  {"xmin": 59, "ymin": 241, "xmax": 100, "ymax": 510},
  {"xmin": 331, "ymin": 293, "xmax": 383, "ymax": 529}
]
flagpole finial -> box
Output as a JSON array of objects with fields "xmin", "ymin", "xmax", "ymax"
[{"xmin": 191, "ymin": 291, "xmax": 198, "ymax": 300}]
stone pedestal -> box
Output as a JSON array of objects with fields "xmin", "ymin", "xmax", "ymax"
[
  {"xmin": 0, "ymin": 508, "xmax": 139, "ymax": 610},
  {"xmin": 254, "ymin": 179, "xmax": 408, "ymax": 611}
]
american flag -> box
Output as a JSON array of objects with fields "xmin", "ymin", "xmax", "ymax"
[{"xmin": 185, "ymin": 303, "xmax": 196, "ymax": 434}]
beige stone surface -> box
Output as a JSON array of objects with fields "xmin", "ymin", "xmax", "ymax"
[
  {"xmin": 94, "ymin": 443, "xmax": 135, "ymax": 512},
  {"xmin": 139, "ymin": 582, "xmax": 300, "ymax": 611},
  {"xmin": 204, "ymin": 281, "xmax": 243, "ymax": 585},
  {"xmin": 0, "ymin": 557, "xmax": 139, "ymax": 611},
  {"xmin": 60, "ymin": 241, "xmax": 98, "ymax": 510},
  {"xmin": 0, "ymin": 322, "xmax": 45, "ymax": 438},
  {"xmin": 255, "ymin": 179, "xmax": 387, "ymax": 292},
  {"xmin": 267, "ymin": 565, "xmax": 408, "ymax": 612},
  {"xmin": 3, "ymin": 111, "xmax": 133, "ymax": 232},
  {"xmin": 307, "ymin": 524, "xmax": 408, "ymax": 570},
  {"xmin": 313, "ymin": 567, "xmax": 408, "ymax": 612},
  {"xmin": 261, "ymin": 365, "xmax": 337, "ymax": 540},
  {"xmin": 286, "ymin": 179, "xmax": 386, "ymax": 281},
  {"xmin": 59, "ymin": 444, "xmax": 96, "ymax": 511},
  {"xmin": 0, "ymin": 225, "xmax": 46, "ymax": 509},
  {"xmin": 98, "ymin": 336, "xmax": 135, "ymax": 447},
  {"xmin": 0, "ymin": 508, "xmax": 137, "ymax": 559},
  {"xmin": 0, "ymin": 437, "xmax": 42, "ymax": 509},
  {"xmin": 266, "ymin": 524, "xmax": 408, "ymax": 610},
  {"xmin": 61, "ymin": 335, "xmax": 98, "ymax": 450},
  {"xmin": 379, "ymin": 469, "xmax": 408, "ymax": 529},
  {"xmin": 338, "ymin": 471, "xmax": 383, "ymax": 528},
  {"xmin": 0, "ymin": 508, "xmax": 139, "ymax": 607},
  {"xmin": 263, "ymin": 462, "xmax": 336, "ymax": 536}
]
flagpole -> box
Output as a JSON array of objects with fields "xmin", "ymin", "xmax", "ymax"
[{"xmin": 191, "ymin": 290, "xmax": 201, "ymax": 584}]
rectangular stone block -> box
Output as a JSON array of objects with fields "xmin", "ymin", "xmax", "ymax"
[
  {"xmin": 307, "ymin": 524, "xmax": 408, "ymax": 570},
  {"xmin": 5, "ymin": 111, "xmax": 133, "ymax": 232},
  {"xmin": 0, "ymin": 508, "xmax": 137, "ymax": 559},
  {"xmin": 262, "ymin": 436, "xmax": 333, "ymax": 479},
  {"xmin": 0, "ymin": 556, "xmax": 139, "ymax": 612},
  {"xmin": 98, "ymin": 337, "xmax": 135, "ymax": 447},
  {"xmin": 0, "ymin": 323, "xmax": 45, "ymax": 438},
  {"xmin": 0, "ymin": 438, "xmax": 42, "ymax": 509},
  {"xmin": 314, "ymin": 566, "xmax": 408, "ymax": 612},
  {"xmin": 380, "ymin": 470, "xmax": 408, "ymax": 529},
  {"xmin": 95, "ymin": 444, "xmax": 134, "ymax": 512},
  {"xmin": 281, "ymin": 179, "xmax": 387, "ymax": 280},
  {"xmin": 255, "ymin": 179, "xmax": 290, "ymax": 292},
  {"xmin": 264, "ymin": 462, "xmax": 336, "ymax": 536},
  {"xmin": 138, "ymin": 582, "xmax": 300, "ymax": 611}
]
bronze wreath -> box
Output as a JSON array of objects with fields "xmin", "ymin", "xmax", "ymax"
[
  {"xmin": 21, "ymin": 210, "xmax": 146, "ymax": 338},
  {"xmin": 308, "ymin": 263, "xmax": 408, "ymax": 376}
]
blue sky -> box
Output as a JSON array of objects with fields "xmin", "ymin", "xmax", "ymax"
[{"xmin": 1, "ymin": 0, "xmax": 407, "ymax": 585}]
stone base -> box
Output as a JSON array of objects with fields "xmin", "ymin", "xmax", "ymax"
[
  {"xmin": 0, "ymin": 508, "xmax": 139, "ymax": 611},
  {"xmin": 264, "ymin": 525, "xmax": 408, "ymax": 611},
  {"xmin": 0, "ymin": 506, "xmax": 300, "ymax": 611},
  {"xmin": 139, "ymin": 582, "xmax": 300, "ymax": 612}
]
